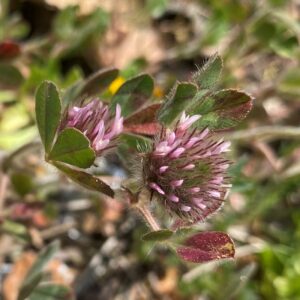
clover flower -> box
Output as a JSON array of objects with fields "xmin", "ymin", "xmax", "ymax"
[
  {"xmin": 64, "ymin": 99, "xmax": 123, "ymax": 154},
  {"xmin": 142, "ymin": 112, "xmax": 231, "ymax": 222}
]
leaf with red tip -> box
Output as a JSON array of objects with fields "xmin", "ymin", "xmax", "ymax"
[
  {"xmin": 176, "ymin": 231, "xmax": 235, "ymax": 263},
  {"xmin": 189, "ymin": 89, "xmax": 254, "ymax": 129},
  {"xmin": 123, "ymin": 123, "xmax": 160, "ymax": 136},
  {"xmin": 124, "ymin": 103, "xmax": 161, "ymax": 135},
  {"xmin": 124, "ymin": 103, "xmax": 161, "ymax": 125}
]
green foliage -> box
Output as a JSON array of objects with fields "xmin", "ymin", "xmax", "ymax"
[
  {"xmin": 35, "ymin": 81, "xmax": 62, "ymax": 153},
  {"xmin": 251, "ymin": 12, "xmax": 299, "ymax": 58},
  {"xmin": 49, "ymin": 128, "xmax": 95, "ymax": 168},
  {"xmin": 63, "ymin": 68, "xmax": 119, "ymax": 106},
  {"xmin": 0, "ymin": 1, "xmax": 299, "ymax": 298},
  {"xmin": 142, "ymin": 229, "xmax": 173, "ymax": 241},
  {"xmin": 279, "ymin": 67, "xmax": 300, "ymax": 97},
  {"xmin": 53, "ymin": 162, "xmax": 114, "ymax": 197},
  {"xmin": 18, "ymin": 241, "xmax": 60, "ymax": 300},
  {"xmin": 190, "ymin": 89, "xmax": 253, "ymax": 129},
  {"xmin": 1, "ymin": 220, "xmax": 30, "ymax": 241},
  {"xmin": 0, "ymin": 127, "xmax": 37, "ymax": 150},
  {"xmin": 0, "ymin": 63, "xmax": 24, "ymax": 87},
  {"xmin": 120, "ymin": 133, "xmax": 152, "ymax": 153},
  {"xmin": 28, "ymin": 284, "xmax": 73, "ymax": 300},
  {"xmin": 158, "ymin": 82, "xmax": 198, "ymax": 125},
  {"xmin": 53, "ymin": 6, "xmax": 109, "ymax": 55},
  {"xmin": 259, "ymin": 245, "xmax": 300, "ymax": 299},
  {"xmin": 158, "ymin": 54, "xmax": 253, "ymax": 129},
  {"xmin": 10, "ymin": 172, "xmax": 34, "ymax": 196},
  {"xmin": 111, "ymin": 74, "xmax": 154, "ymax": 117},
  {"xmin": 192, "ymin": 54, "xmax": 222, "ymax": 89}
]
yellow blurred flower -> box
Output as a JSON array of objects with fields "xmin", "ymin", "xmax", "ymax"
[
  {"xmin": 108, "ymin": 77, "xmax": 125, "ymax": 95},
  {"xmin": 153, "ymin": 86, "xmax": 164, "ymax": 98}
]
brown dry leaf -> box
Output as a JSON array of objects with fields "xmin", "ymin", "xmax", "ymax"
[
  {"xmin": 3, "ymin": 251, "xmax": 36, "ymax": 300},
  {"xmin": 99, "ymin": 27, "xmax": 165, "ymax": 69},
  {"xmin": 101, "ymin": 197, "xmax": 124, "ymax": 223},
  {"xmin": 82, "ymin": 212, "xmax": 98, "ymax": 234},
  {"xmin": 82, "ymin": 198, "xmax": 124, "ymax": 236},
  {"xmin": 149, "ymin": 267, "xmax": 178, "ymax": 295},
  {"xmin": 3, "ymin": 251, "xmax": 75, "ymax": 300},
  {"xmin": 48, "ymin": 260, "xmax": 76, "ymax": 285},
  {"xmin": 46, "ymin": 0, "xmax": 165, "ymax": 68}
]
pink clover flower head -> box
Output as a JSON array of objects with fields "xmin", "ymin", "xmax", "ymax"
[
  {"xmin": 144, "ymin": 112, "xmax": 231, "ymax": 222},
  {"xmin": 64, "ymin": 99, "xmax": 123, "ymax": 154}
]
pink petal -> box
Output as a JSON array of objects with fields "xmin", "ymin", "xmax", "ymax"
[
  {"xmin": 168, "ymin": 194, "xmax": 179, "ymax": 202},
  {"xmin": 171, "ymin": 179, "xmax": 184, "ymax": 188},
  {"xmin": 218, "ymin": 164, "xmax": 229, "ymax": 170},
  {"xmin": 189, "ymin": 187, "xmax": 200, "ymax": 193},
  {"xmin": 170, "ymin": 147, "xmax": 185, "ymax": 158},
  {"xmin": 149, "ymin": 182, "xmax": 165, "ymax": 195},
  {"xmin": 178, "ymin": 113, "xmax": 201, "ymax": 131},
  {"xmin": 209, "ymin": 191, "xmax": 221, "ymax": 198},
  {"xmin": 185, "ymin": 137, "xmax": 202, "ymax": 149},
  {"xmin": 95, "ymin": 139, "xmax": 110, "ymax": 152},
  {"xmin": 198, "ymin": 128, "xmax": 209, "ymax": 139},
  {"xmin": 181, "ymin": 205, "xmax": 191, "ymax": 212},
  {"xmin": 182, "ymin": 164, "xmax": 195, "ymax": 170},
  {"xmin": 167, "ymin": 131, "xmax": 176, "ymax": 145},
  {"xmin": 219, "ymin": 141, "xmax": 231, "ymax": 153},
  {"xmin": 192, "ymin": 197, "xmax": 206, "ymax": 210},
  {"xmin": 159, "ymin": 166, "xmax": 169, "ymax": 174},
  {"xmin": 210, "ymin": 177, "xmax": 223, "ymax": 184},
  {"xmin": 94, "ymin": 120, "xmax": 105, "ymax": 142}
]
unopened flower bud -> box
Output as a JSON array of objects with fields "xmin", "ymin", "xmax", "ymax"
[{"xmin": 63, "ymin": 99, "xmax": 123, "ymax": 154}]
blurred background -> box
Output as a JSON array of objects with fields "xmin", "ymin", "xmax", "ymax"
[{"xmin": 0, "ymin": 0, "xmax": 299, "ymax": 299}]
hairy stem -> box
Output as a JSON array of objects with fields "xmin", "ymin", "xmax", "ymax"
[{"xmin": 135, "ymin": 204, "xmax": 160, "ymax": 231}]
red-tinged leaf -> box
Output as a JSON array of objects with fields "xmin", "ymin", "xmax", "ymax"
[
  {"xmin": 176, "ymin": 231, "xmax": 235, "ymax": 263},
  {"xmin": 0, "ymin": 41, "xmax": 21, "ymax": 59},
  {"xmin": 190, "ymin": 89, "xmax": 254, "ymax": 129},
  {"xmin": 123, "ymin": 123, "xmax": 160, "ymax": 136},
  {"xmin": 123, "ymin": 103, "xmax": 161, "ymax": 136},
  {"xmin": 124, "ymin": 103, "xmax": 161, "ymax": 125}
]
